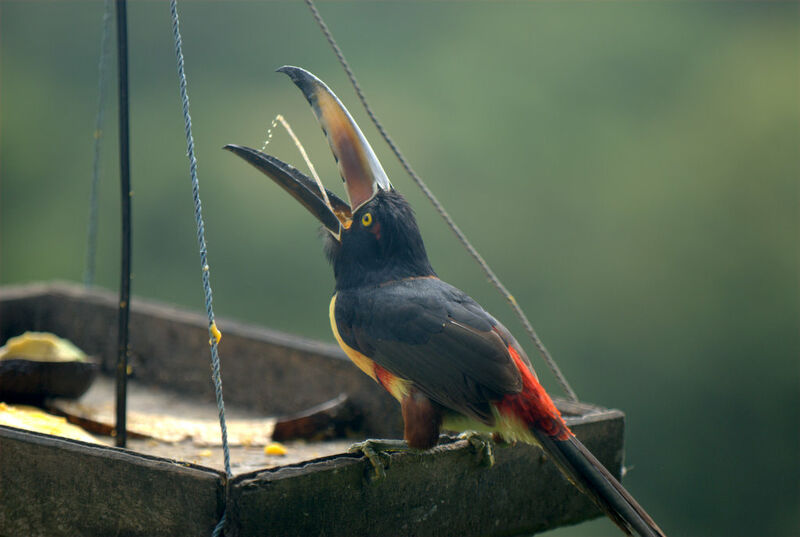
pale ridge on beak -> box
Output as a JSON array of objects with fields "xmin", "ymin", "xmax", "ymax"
[{"xmin": 277, "ymin": 65, "xmax": 392, "ymax": 212}]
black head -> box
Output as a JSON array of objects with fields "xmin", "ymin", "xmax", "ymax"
[{"xmin": 325, "ymin": 189, "xmax": 435, "ymax": 290}]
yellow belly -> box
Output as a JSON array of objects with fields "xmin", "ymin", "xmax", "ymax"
[{"xmin": 329, "ymin": 294, "xmax": 410, "ymax": 401}]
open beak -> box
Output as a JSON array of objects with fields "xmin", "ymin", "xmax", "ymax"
[
  {"xmin": 225, "ymin": 66, "xmax": 392, "ymax": 241},
  {"xmin": 223, "ymin": 144, "xmax": 350, "ymax": 241}
]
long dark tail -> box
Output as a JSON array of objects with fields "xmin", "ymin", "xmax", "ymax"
[{"xmin": 534, "ymin": 431, "xmax": 666, "ymax": 537}]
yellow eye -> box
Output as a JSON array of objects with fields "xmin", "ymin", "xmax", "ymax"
[{"xmin": 361, "ymin": 212, "xmax": 373, "ymax": 227}]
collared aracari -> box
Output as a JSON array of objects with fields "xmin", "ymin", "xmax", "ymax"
[{"xmin": 225, "ymin": 66, "xmax": 665, "ymax": 537}]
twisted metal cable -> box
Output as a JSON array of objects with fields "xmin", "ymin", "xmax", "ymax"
[
  {"xmin": 169, "ymin": 2, "xmax": 230, "ymax": 534},
  {"xmin": 84, "ymin": 0, "xmax": 114, "ymax": 286},
  {"xmin": 304, "ymin": 0, "xmax": 579, "ymax": 402}
]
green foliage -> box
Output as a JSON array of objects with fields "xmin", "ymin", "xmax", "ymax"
[{"xmin": 1, "ymin": 2, "xmax": 797, "ymax": 536}]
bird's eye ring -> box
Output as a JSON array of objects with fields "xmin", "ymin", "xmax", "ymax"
[{"xmin": 361, "ymin": 212, "xmax": 373, "ymax": 227}]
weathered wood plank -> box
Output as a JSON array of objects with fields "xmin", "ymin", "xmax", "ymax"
[
  {"xmin": 0, "ymin": 282, "xmax": 402, "ymax": 437},
  {"xmin": 0, "ymin": 425, "xmax": 224, "ymax": 537},
  {"xmin": 1, "ymin": 282, "xmax": 630, "ymax": 537},
  {"xmin": 228, "ymin": 410, "xmax": 625, "ymax": 537}
]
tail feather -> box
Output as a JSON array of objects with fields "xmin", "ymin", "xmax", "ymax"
[
  {"xmin": 533, "ymin": 430, "xmax": 666, "ymax": 537},
  {"xmin": 498, "ymin": 344, "xmax": 664, "ymax": 535}
]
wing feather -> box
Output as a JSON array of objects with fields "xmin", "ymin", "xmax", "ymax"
[{"xmin": 335, "ymin": 278, "xmax": 523, "ymax": 423}]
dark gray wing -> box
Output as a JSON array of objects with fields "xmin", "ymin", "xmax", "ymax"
[{"xmin": 335, "ymin": 277, "xmax": 523, "ymax": 423}]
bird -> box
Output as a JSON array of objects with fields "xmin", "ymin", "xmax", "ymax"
[{"xmin": 225, "ymin": 66, "xmax": 665, "ymax": 537}]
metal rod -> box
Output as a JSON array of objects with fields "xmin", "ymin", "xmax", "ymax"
[{"xmin": 114, "ymin": 0, "xmax": 131, "ymax": 448}]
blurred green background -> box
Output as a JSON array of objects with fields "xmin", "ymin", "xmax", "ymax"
[{"xmin": 1, "ymin": 1, "xmax": 797, "ymax": 536}]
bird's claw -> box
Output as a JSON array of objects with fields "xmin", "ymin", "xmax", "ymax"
[
  {"xmin": 458, "ymin": 430, "xmax": 495, "ymax": 467},
  {"xmin": 348, "ymin": 439, "xmax": 408, "ymax": 480}
]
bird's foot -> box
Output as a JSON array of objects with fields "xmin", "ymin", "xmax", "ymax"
[
  {"xmin": 458, "ymin": 430, "xmax": 495, "ymax": 467},
  {"xmin": 348, "ymin": 438, "xmax": 410, "ymax": 480}
]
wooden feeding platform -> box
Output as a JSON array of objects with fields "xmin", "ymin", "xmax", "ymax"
[{"xmin": 0, "ymin": 282, "xmax": 627, "ymax": 536}]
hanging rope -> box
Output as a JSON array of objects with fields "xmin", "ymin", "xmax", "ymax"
[
  {"xmin": 84, "ymin": 0, "xmax": 114, "ymax": 287},
  {"xmin": 304, "ymin": 0, "xmax": 579, "ymax": 402},
  {"xmin": 169, "ymin": 2, "xmax": 231, "ymax": 535}
]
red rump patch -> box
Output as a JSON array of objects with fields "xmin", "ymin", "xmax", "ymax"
[
  {"xmin": 496, "ymin": 345, "xmax": 573, "ymax": 441},
  {"xmin": 373, "ymin": 363, "xmax": 395, "ymax": 391}
]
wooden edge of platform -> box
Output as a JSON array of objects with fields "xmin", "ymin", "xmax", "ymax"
[
  {"xmin": 226, "ymin": 410, "xmax": 625, "ymax": 537},
  {"xmin": 0, "ymin": 424, "xmax": 225, "ymax": 537},
  {"xmin": 0, "ymin": 280, "xmax": 348, "ymax": 361}
]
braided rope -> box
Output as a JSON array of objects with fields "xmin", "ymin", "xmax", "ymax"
[{"xmin": 169, "ymin": 2, "xmax": 230, "ymax": 534}]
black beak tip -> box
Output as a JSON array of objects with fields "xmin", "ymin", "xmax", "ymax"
[
  {"xmin": 222, "ymin": 143, "xmax": 250, "ymax": 157},
  {"xmin": 223, "ymin": 144, "xmax": 263, "ymax": 166},
  {"xmin": 276, "ymin": 65, "xmax": 301, "ymax": 78},
  {"xmin": 276, "ymin": 65, "xmax": 318, "ymax": 102}
]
